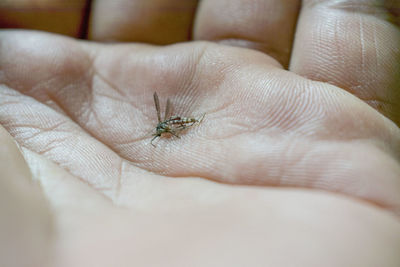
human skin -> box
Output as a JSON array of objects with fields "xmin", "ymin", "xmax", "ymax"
[{"xmin": 0, "ymin": 0, "xmax": 400, "ymax": 266}]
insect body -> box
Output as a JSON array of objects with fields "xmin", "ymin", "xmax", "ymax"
[
  {"xmin": 167, "ymin": 116, "xmax": 199, "ymax": 128},
  {"xmin": 151, "ymin": 92, "xmax": 203, "ymax": 146}
]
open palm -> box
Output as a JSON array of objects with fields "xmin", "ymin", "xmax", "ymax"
[{"xmin": 1, "ymin": 1, "xmax": 400, "ymax": 266}]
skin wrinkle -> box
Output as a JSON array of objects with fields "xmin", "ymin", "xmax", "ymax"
[
  {"xmin": 185, "ymin": 45, "xmax": 208, "ymax": 96},
  {"xmin": 88, "ymin": 75, "xmax": 149, "ymax": 141},
  {"xmin": 228, "ymin": 79, "xmax": 322, "ymax": 136},
  {"xmin": 167, "ymin": 44, "xmax": 208, "ymax": 116},
  {"xmin": 0, "ymin": 86, "xmax": 134, "ymax": 200},
  {"xmin": 315, "ymin": 149, "xmax": 400, "ymax": 214},
  {"xmin": 281, "ymin": 141, "xmax": 397, "ymax": 213},
  {"xmin": 2, "ymin": 40, "xmax": 94, "ymax": 120},
  {"xmin": 22, "ymin": 43, "xmax": 150, "ymax": 167},
  {"xmin": 114, "ymin": 159, "xmax": 124, "ymax": 201},
  {"xmin": 19, "ymin": 145, "xmax": 115, "ymax": 203},
  {"xmin": 92, "ymin": 65, "xmax": 128, "ymax": 99},
  {"xmin": 18, "ymin": 121, "xmax": 70, "ymax": 143},
  {"xmin": 37, "ymin": 137, "xmax": 70, "ymax": 155},
  {"xmin": 202, "ymin": 119, "xmax": 250, "ymax": 141},
  {"xmin": 372, "ymin": 19, "xmax": 379, "ymax": 83},
  {"xmin": 94, "ymin": 91, "xmax": 132, "ymax": 104},
  {"xmin": 354, "ymin": 15, "xmax": 381, "ymax": 101},
  {"xmin": 46, "ymin": 90, "xmax": 79, "ymax": 124},
  {"xmin": 22, "ymin": 141, "xmax": 115, "ymax": 199},
  {"xmin": 226, "ymin": 38, "xmax": 288, "ymax": 65},
  {"xmin": 326, "ymin": 0, "xmax": 398, "ymax": 24},
  {"xmin": 83, "ymin": 91, "xmax": 148, "ymax": 154},
  {"xmin": 359, "ymin": 16, "xmax": 367, "ymax": 79},
  {"xmin": 304, "ymin": 0, "xmax": 388, "ymax": 13}
]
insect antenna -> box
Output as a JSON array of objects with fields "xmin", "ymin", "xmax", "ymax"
[{"xmin": 153, "ymin": 92, "xmax": 161, "ymax": 123}]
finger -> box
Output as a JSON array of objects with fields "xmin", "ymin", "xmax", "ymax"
[
  {"xmin": 193, "ymin": 0, "xmax": 300, "ymax": 67},
  {"xmin": 290, "ymin": 0, "xmax": 400, "ymax": 125},
  {"xmin": 89, "ymin": 0, "xmax": 199, "ymax": 43},
  {"xmin": 0, "ymin": 0, "xmax": 88, "ymax": 37},
  {"xmin": 0, "ymin": 125, "xmax": 53, "ymax": 267}
]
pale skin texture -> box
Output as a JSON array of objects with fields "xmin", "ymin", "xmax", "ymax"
[{"xmin": 0, "ymin": 0, "xmax": 400, "ymax": 266}]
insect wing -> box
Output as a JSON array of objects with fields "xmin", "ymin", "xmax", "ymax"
[
  {"xmin": 164, "ymin": 98, "xmax": 172, "ymax": 121},
  {"xmin": 153, "ymin": 92, "xmax": 162, "ymax": 123}
]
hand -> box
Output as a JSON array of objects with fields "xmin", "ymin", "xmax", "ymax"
[{"xmin": 1, "ymin": 1, "xmax": 400, "ymax": 266}]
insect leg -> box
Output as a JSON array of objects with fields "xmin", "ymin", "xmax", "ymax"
[
  {"xmin": 198, "ymin": 113, "xmax": 206, "ymax": 123},
  {"xmin": 150, "ymin": 135, "xmax": 159, "ymax": 147},
  {"xmin": 170, "ymin": 129, "xmax": 181, "ymax": 139}
]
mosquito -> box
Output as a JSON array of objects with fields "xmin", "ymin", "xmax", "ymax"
[{"xmin": 150, "ymin": 92, "xmax": 204, "ymax": 146}]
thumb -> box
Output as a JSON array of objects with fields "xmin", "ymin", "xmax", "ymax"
[{"xmin": 0, "ymin": 125, "xmax": 54, "ymax": 267}]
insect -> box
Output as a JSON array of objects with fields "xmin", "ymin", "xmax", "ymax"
[{"xmin": 150, "ymin": 92, "xmax": 204, "ymax": 146}]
